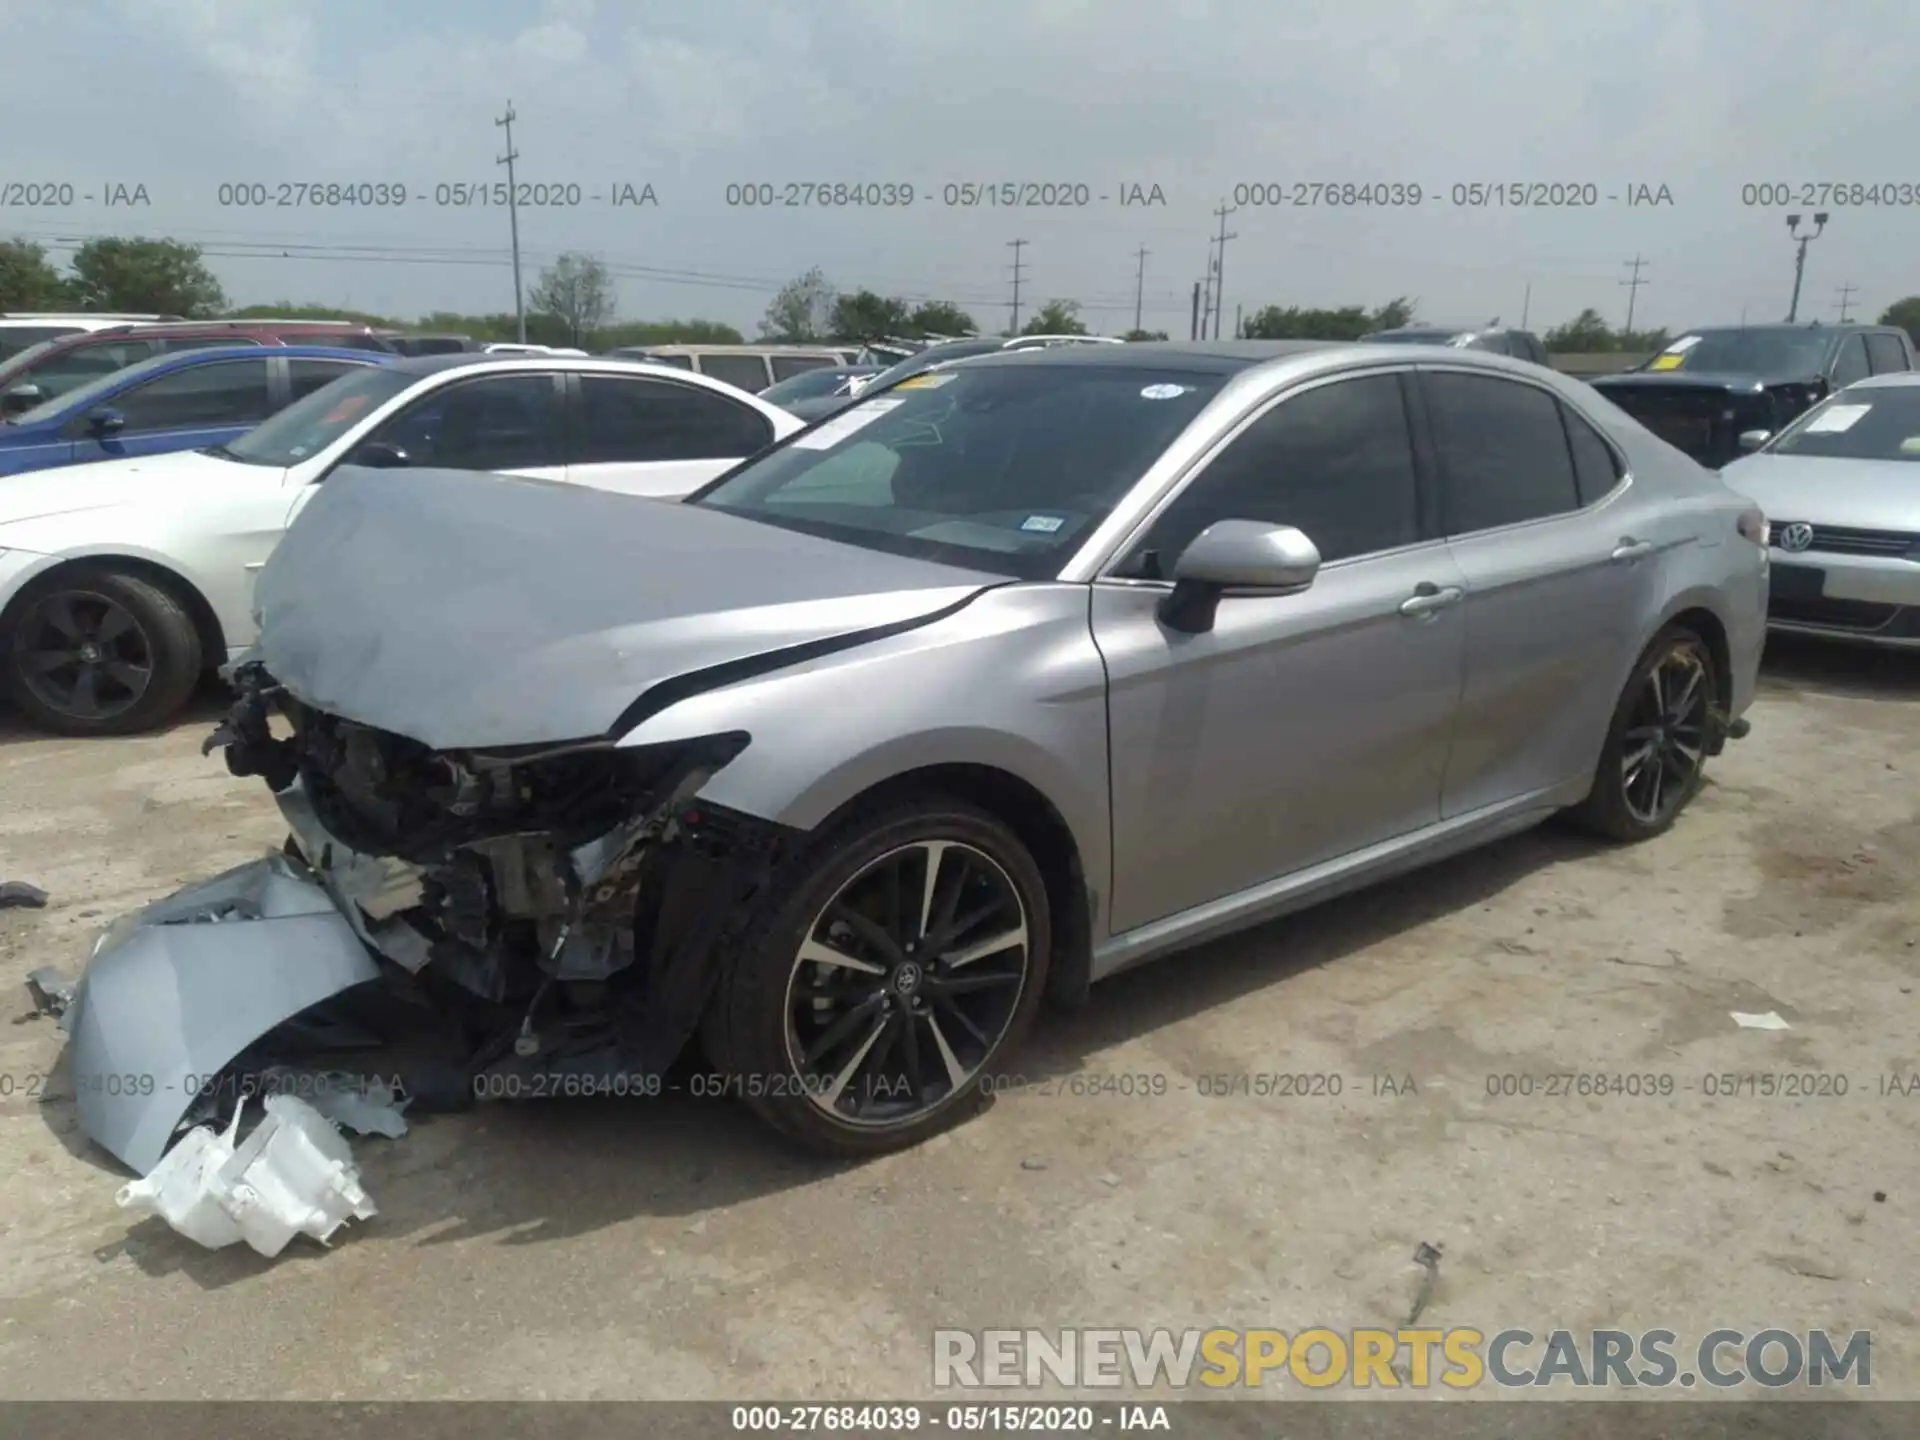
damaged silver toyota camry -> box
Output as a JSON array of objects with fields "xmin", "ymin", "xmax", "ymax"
[{"xmin": 50, "ymin": 340, "xmax": 1768, "ymax": 1172}]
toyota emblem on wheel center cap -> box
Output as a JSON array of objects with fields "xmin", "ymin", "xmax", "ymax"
[
  {"xmin": 892, "ymin": 962, "xmax": 924, "ymax": 996},
  {"xmin": 1778, "ymin": 522, "xmax": 1814, "ymax": 553}
]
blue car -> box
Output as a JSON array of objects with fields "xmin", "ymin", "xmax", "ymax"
[{"xmin": 0, "ymin": 345, "xmax": 395, "ymax": 477}]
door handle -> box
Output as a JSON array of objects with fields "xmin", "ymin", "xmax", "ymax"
[
  {"xmin": 1399, "ymin": 584, "xmax": 1464, "ymax": 618},
  {"xmin": 1611, "ymin": 538, "xmax": 1655, "ymax": 563}
]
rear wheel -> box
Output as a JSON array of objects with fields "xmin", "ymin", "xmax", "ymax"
[
  {"xmin": 712, "ymin": 797, "xmax": 1051, "ymax": 1157},
  {"xmin": 1565, "ymin": 624, "xmax": 1718, "ymax": 842},
  {"xmin": 3, "ymin": 567, "xmax": 203, "ymax": 735}
]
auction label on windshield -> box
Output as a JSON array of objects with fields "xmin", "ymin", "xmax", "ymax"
[{"xmin": 791, "ymin": 397, "xmax": 905, "ymax": 450}]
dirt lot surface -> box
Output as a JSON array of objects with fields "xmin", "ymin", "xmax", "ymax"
[{"xmin": 1, "ymin": 637, "xmax": 1917, "ymax": 1403}]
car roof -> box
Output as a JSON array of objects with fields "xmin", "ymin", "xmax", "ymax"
[
  {"xmin": 1848, "ymin": 371, "xmax": 1920, "ymax": 390},
  {"xmin": 956, "ymin": 339, "xmax": 1352, "ymax": 374},
  {"xmin": 55, "ymin": 343, "xmax": 385, "ymax": 388}
]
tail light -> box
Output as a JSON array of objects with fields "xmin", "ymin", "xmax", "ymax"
[{"xmin": 1737, "ymin": 506, "xmax": 1769, "ymax": 547}]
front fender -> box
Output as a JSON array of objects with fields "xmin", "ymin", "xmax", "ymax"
[{"xmin": 614, "ymin": 582, "xmax": 1114, "ymax": 919}]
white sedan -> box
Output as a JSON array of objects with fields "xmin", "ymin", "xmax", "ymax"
[{"xmin": 0, "ymin": 354, "xmax": 803, "ymax": 735}]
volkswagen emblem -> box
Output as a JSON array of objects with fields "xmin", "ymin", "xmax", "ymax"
[{"xmin": 1778, "ymin": 522, "xmax": 1814, "ymax": 553}]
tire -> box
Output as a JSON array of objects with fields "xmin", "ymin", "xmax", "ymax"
[
  {"xmin": 710, "ymin": 794, "xmax": 1052, "ymax": 1158},
  {"xmin": 2, "ymin": 566, "xmax": 203, "ymax": 736},
  {"xmin": 1564, "ymin": 623, "xmax": 1719, "ymax": 843}
]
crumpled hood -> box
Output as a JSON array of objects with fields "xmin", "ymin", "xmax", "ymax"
[
  {"xmin": 0, "ymin": 448, "xmax": 248, "ymax": 528},
  {"xmin": 254, "ymin": 465, "xmax": 1002, "ymax": 750},
  {"xmin": 1720, "ymin": 453, "xmax": 1920, "ymax": 531}
]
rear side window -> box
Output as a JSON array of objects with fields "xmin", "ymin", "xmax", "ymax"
[
  {"xmin": 770, "ymin": 354, "xmax": 835, "ymax": 381},
  {"xmin": 577, "ymin": 375, "xmax": 772, "ymax": 462},
  {"xmin": 1424, "ymin": 371, "xmax": 1581, "ymax": 533},
  {"xmin": 1560, "ymin": 404, "xmax": 1623, "ymax": 505},
  {"xmin": 699, "ymin": 354, "xmax": 772, "ymax": 392},
  {"xmin": 287, "ymin": 359, "xmax": 368, "ymax": 400},
  {"xmin": 1865, "ymin": 333, "xmax": 1911, "ymax": 374}
]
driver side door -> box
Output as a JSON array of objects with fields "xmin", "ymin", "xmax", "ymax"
[{"xmin": 1090, "ymin": 370, "xmax": 1468, "ymax": 935}]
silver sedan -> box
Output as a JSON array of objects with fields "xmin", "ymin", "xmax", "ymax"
[
  {"xmin": 1721, "ymin": 371, "xmax": 1920, "ymax": 649},
  {"xmin": 55, "ymin": 340, "xmax": 1769, "ymax": 1170}
]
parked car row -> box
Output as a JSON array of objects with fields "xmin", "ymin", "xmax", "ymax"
[{"xmin": 50, "ymin": 336, "xmax": 1782, "ymax": 1173}]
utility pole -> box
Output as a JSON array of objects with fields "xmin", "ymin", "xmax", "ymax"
[
  {"xmin": 496, "ymin": 102, "xmax": 526, "ymax": 343},
  {"xmin": 1620, "ymin": 254, "xmax": 1649, "ymax": 336},
  {"xmin": 1209, "ymin": 201, "xmax": 1238, "ymax": 340},
  {"xmin": 1520, "ymin": 282, "xmax": 1531, "ymax": 330},
  {"xmin": 1784, "ymin": 212, "xmax": 1828, "ymax": 322},
  {"xmin": 1234, "ymin": 302, "xmax": 1242, "ymax": 339},
  {"xmin": 1199, "ymin": 253, "xmax": 1214, "ymax": 338},
  {"xmin": 1835, "ymin": 283, "xmax": 1858, "ymax": 322},
  {"xmin": 1190, "ymin": 280, "xmax": 1201, "ymax": 340},
  {"xmin": 1132, "ymin": 246, "xmax": 1148, "ymax": 334},
  {"xmin": 1006, "ymin": 238, "xmax": 1028, "ymax": 334}
]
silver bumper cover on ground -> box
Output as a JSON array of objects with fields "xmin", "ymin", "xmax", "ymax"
[{"xmin": 62, "ymin": 854, "xmax": 382, "ymax": 1175}]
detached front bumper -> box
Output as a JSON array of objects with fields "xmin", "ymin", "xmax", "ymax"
[
  {"xmin": 1768, "ymin": 547, "xmax": 1920, "ymax": 649},
  {"xmin": 57, "ymin": 854, "xmax": 384, "ymax": 1176}
]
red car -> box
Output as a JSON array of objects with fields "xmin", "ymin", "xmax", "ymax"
[{"xmin": 0, "ymin": 320, "xmax": 395, "ymax": 415}]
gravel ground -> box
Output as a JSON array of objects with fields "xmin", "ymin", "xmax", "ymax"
[{"xmin": 0, "ymin": 635, "xmax": 1916, "ymax": 1403}]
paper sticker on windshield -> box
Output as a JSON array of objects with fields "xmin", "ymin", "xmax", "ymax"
[
  {"xmin": 1802, "ymin": 403, "xmax": 1870, "ymax": 434},
  {"xmin": 790, "ymin": 397, "xmax": 904, "ymax": 449},
  {"xmin": 1665, "ymin": 335, "xmax": 1702, "ymax": 354},
  {"xmin": 1020, "ymin": 514, "xmax": 1065, "ymax": 533},
  {"xmin": 1140, "ymin": 383, "xmax": 1190, "ymax": 399},
  {"xmin": 1648, "ymin": 354, "xmax": 1685, "ymax": 371},
  {"xmin": 894, "ymin": 372, "xmax": 953, "ymax": 389}
]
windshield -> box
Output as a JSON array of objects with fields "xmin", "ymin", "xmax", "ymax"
[
  {"xmin": 1767, "ymin": 385, "xmax": 1920, "ymax": 462},
  {"xmin": 222, "ymin": 364, "xmax": 414, "ymax": 465},
  {"xmin": 0, "ymin": 326, "xmax": 83, "ymax": 360},
  {"xmin": 1645, "ymin": 329, "xmax": 1830, "ymax": 375},
  {"xmin": 690, "ymin": 362, "xmax": 1226, "ymax": 578},
  {"xmin": 761, "ymin": 368, "xmax": 868, "ymax": 404},
  {"xmin": 861, "ymin": 338, "xmax": 1005, "ymax": 391}
]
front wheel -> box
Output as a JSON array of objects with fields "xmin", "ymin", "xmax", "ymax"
[
  {"xmin": 710, "ymin": 797, "xmax": 1052, "ymax": 1157},
  {"xmin": 2, "ymin": 567, "xmax": 203, "ymax": 735},
  {"xmin": 1565, "ymin": 623, "xmax": 1719, "ymax": 842}
]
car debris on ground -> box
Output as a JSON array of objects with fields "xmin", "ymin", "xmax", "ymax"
[{"xmin": 0, "ymin": 879, "xmax": 48, "ymax": 909}]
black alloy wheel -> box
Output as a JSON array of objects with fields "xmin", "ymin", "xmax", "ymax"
[
  {"xmin": 786, "ymin": 838, "xmax": 1031, "ymax": 1127},
  {"xmin": 13, "ymin": 588, "xmax": 156, "ymax": 724}
]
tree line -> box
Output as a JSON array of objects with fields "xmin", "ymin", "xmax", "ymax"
[{"xmin": 6, "ymin": 236, "xmax": 1919, "ymax": 353}]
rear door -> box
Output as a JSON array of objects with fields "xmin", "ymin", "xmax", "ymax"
[
  {"xmin": 563, "ymin": 371, "xmax": 776, "ymax": 496},
  {"xmin": 64, "ymin": 356, "xmax": 275, "ymax": 464},
  {"xmin": 1418, "ymin": 366, "xmax": 1648, "ymax": 817}
]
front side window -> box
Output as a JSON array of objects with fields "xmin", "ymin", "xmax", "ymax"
[
  {"xmin": 693, "ymin": 362, "xmax": 1227, "ymax": 578},
  {"xmin": 15, "ymin": 339, "xmax": 160, "ymax": 402},
  {"xmin": 287, "ymin": 359, "xmax": 371, "ymax": 401},
  {"xmin": 0, "ymin": 325, "xmax": 82, "ymax": 360},
  {"xmin": 98, "ymin": 358, "xmax": 273, "ymax": 432},
  {"xmin": 365, "ymin": 373, "xmax": 565, "ymax": 471},
  {"xmin": 1424, "ymin": 371, "xmax": 1581, "ymax": 533},
  {"xmin": 222, "ymin": 364, "xmax": 414, "ymax": 465},
  {"xmin": 577, "ymin": 375, "xmax": 772, "ymax": 462},
  {"xmin": 1120, "ymin": 374, "xmax": 1421, "ymax": 578}
]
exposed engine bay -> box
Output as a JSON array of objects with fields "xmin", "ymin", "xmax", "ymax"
[{"xmin": 207, "ymin": 660, "xmax": 792, "ymax": 1086}]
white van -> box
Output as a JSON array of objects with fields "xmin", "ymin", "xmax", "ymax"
[{"xmin": 599, "ymin": 344, "xmax": 856, "ymax": 394}]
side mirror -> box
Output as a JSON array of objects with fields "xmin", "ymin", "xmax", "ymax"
[
  {"xmin": 1156, "ymin": 520, "xmax": 1322, "ymax": 634},
  {"xmin": 347, "ymin": 440, "xmax": 410, "ymax": 469},
  {"xmin": 2, "ymin": 383, "xmax": 43, "ymax": 415},
  {"xmin": 88, "ymin": 407, "xmax": 126, "ymax": 437},
  {"xmin": 1737, "ymin": 429, "xmax": 1772, "ymax": 453}
]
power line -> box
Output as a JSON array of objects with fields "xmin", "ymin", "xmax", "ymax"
[
  {"xmin": 1620, "ymin": 254, "xmax": 1650, "ymax": 334},
  {"xmin": 495, "ymin": 101, "xmax": 526, "ymax": 343},
  {"xmin": 1006, "ymin": 238, "xmax": 1028, "ymax": 333}
]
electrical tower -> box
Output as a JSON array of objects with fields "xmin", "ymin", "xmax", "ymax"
[
  {"xmin": 1210, "ymin": 202, "xmax": 1238, "ymax": 340},
  {"xmin": 1620, "ymin": 255, "xmax": 1650, "ymax": 336}
]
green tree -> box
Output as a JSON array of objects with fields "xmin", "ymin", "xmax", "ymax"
[
  {"xmin": 224, "ymin": 302, "xmax": 399, "ymax": 327},
  {"xmin": 1020, "ymin": 299, "xmax": 1087, "ymax": 335},
  {"xmin": 68, "ymin": 237, "xmax": 225, "ymax": 316},
  {"xmin": 905, "ymin": 300, "xmax": 976, "ymax": 337},
  {"xmin": 1615, "ymin": 326, "xmax": 1671, "ymax": 353},
  {"xmin": 1543, "ymin": 309, "xmax": 1616, "ymax": 353},
  {"xmin": 1368, "ymin": 296, "xmax": 1417, "ymax": 331},
  {"xmin": 759, "ymin": 267, "xmax": 837, "ymax": 341},
  {"xmin": 1241, "ymin": 304, "xmax": 1373, "ymax": 340},
  {"xmin": 1123, "ymin": 329, "xmax": 1169, "ymax": 341},
  {"xmin": 0, "ymin": 239, "xmax": 72, "ymax": 309},
  {"xmin": 528, "ymin": 252, "xmax": 616, "ymax": 346},
  {"xmin": 830, "ymin": 289, "xmax": 914, "ymax": 342},
  {"xmin": 1880, "ymin": 296, "xmax": 1920, "ymax": 347}
]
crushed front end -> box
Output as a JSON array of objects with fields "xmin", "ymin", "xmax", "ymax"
[{"xmin": 56, "ymin": 660, "xmax": 789, "ymax": 1173}]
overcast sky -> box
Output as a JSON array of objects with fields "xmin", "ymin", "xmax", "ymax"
[{"xmin": 3, "ymin": 0, "xmax": 1915, "ymax": 336}]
